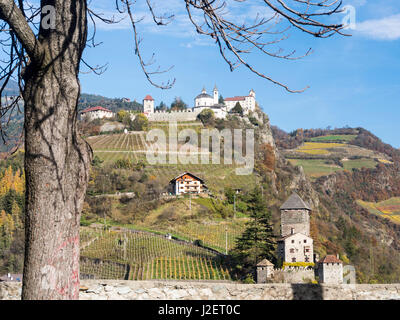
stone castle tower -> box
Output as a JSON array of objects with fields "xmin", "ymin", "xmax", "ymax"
[
  {"xmin": 278, "ymin": 193, "xmax": 314, "ymax": 264},
  {"xmin": 280, "ymin": 192, "xmax": 311, "ymax": 237},
  {"xmin": 143, "ymin": 95, "xmax": 154, "ymax": 114}
]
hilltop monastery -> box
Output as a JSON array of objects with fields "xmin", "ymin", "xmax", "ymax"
[
  {"xmin": 143, "ymin": 85, "xmax": 256, "ymax": 121},
  {"xmin": 79, "ymin": 86, "xmax": 257, "ymax": 122}
]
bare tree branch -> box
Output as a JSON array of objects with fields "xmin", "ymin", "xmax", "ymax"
[{"xmin": 0, "ymin": 0, "xmax": 42, "ymax": 63}]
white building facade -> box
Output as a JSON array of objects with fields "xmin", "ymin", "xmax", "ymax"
[
  {"xmin": 224, "ymin": 89, "xmax": 256, "ymax": 115},
  {"xmin": 80, "ymin": 106, "xmax": 114, "ymax": 121},
  {"xmin": 278, "ymin": 232, "xmax": 314, "ymax": 263}
]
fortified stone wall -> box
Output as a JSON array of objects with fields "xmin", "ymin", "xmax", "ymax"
[
  {"xmin": 2, "ymin": 280, "xmax": 400, "ymax": 300},
  {"xmin": 147, "ymin": 110, "xmax": 200, "ymax": 122},
  {"xmin": 272, "ymin": 267, "xmax": 315, "ymax": 284}
]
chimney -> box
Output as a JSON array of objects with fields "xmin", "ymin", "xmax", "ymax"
[
  {"xmin": 291, "ymin": 228, "xmax": 294, "ymax": 235},
  {"xmin": 7, "ymin": 273, "xmax": 10, "ymax": 278},
  {"xmin": 337, "ymin": 253, "xmax": 339, "ymax": 259}
]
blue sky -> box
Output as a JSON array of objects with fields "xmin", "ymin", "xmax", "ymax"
[{"xmin": 80, "ymin": 0, "xmax": 400, "ymax": 148}]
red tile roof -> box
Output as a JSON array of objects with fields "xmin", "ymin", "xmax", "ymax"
[
  {"xmin": 225, "ymin": 96, "xmax": 246, "ymax": 101},
  {"xmin": 144, "ymin": 95, "xmax": 154, "ymax": 101},
  {"xmin": 80, "ymin": 106, "xmax": 113, "ymax": 114},
  {"xmin": 318, "ymin": 255, "xmax": 343, "ymax": 264}
]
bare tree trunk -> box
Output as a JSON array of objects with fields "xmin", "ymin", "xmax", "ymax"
[{"xmin": 21, "ymin": 0, "xmax": 91, "ymax": 300}]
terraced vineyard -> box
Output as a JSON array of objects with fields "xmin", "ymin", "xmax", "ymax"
[
  {"xmin": 128, "ymin": 219, "xmax": 246, "ymax": 253},
  {"xmin": 357, "ymin": 198, "xmax": 400, "ymax": 224},
  {"xmin": 79, "ymin": 227, "xmax": 232, "ymax": 281},
  {"xmin": 86, "ymin": 130, "xmax": 257, "ymax": 192}
]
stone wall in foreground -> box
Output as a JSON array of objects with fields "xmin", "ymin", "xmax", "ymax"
[{"xmin": 1, "ymin": 280, "xmax": 400, "ymax": 300}]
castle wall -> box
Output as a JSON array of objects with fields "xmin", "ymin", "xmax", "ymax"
[
  {"xmin": 3, "ymin": 280, "xmax": 400, "ymax": 300},
  {"xmin": 272, "ymin": 267, "xmax": 315, "ymax": 284},
  {"xmin": 281, "ymin": 209, "xmax": 310, "ymax": 237},
  {"xmin": 147, "ymin": 110, "xmax": 200, "ymax": 122}
]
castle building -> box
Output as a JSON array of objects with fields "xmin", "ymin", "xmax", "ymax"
[
  {"xmin": 317, "ymin": 255, "xmax": 343, "ymax": 284},
  {"xmin": 277, "ymin": 193, "xmax": 314, "ymax": 264},
  {"xmin": 142, "ymin": 86, "xmax": 256, "ymax": 121},
  {"xmin": 143, "ymin": 95, "xmax": 155, "ymax": 114},
  {"xmin": 80, "ymin": 106, "xmax": 114, "ymax": 121},
  {"xmin": 224, "ymin": 89, "xmax": 256, "ymax": 115}
]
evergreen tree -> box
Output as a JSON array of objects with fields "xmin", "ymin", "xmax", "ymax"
[
  {"xmin": 170, "ymin": 97, "xmax": 188, "ymax": 111},
  {"xmin": 231, "ymin": 187, "xmax": 275, "ymax": 278},
  {"xmin": 231, "ymin": 102, "xmax": 244, "ymax": 116}
]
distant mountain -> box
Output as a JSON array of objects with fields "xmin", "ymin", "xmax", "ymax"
[
  {"xmin": 0, "ymin": 79, "xmax": 20, "ymax": 96},
  {"xmin": 79, "ymin": 93, "xmax": 142, "ymax": 113},
  {"xmin": 0, "ymin": 92, "xmax": 144, "ymax": 153}
]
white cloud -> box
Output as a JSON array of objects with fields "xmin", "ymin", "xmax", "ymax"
[
  {"xmin": 356, "ymin": 14, "xmax": 400, "ymax": 40},
  {"xmin": 90, "ymin": 1, "xmax": 278, "ymax": 47}
]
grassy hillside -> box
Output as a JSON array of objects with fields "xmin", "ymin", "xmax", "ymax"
[{"xmin": 279, "ymin": 130, "xmax": 391, "ymax": 180}]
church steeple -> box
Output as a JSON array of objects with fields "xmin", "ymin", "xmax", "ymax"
[{"xmin": 213, "ymin": 84, "xmax": 219, "ymax": 104}]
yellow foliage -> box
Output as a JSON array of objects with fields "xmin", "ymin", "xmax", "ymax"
[
  {"xmin": 0, "ymin": 166, "xmax": 25, "ymax": 196},
  {"xmin": 0, "ymin": 209, "xmax": 15, "ymax": 237},
  {"xmin": 282, "ymin": 262, "xmax": 315, "ymax": 268},
  {"xmin": 297, "ymin": 149, "xmax": 329, "ymax": 155},
  {"xmin": 378, "ymin": 159, "xmax": 393, "ymax": 164},
  {"xmin": 296, "ymin": 142, "xmax": 346, "ymax": 155}
]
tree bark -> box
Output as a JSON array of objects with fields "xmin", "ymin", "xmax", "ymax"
[{"xmin": 21, "ymin": 0, "xmax": 91, "ymax": 300}]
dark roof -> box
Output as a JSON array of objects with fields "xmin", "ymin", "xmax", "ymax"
[
  {"xmin": 169, "ymin": 172, "xmax": 205, "ymax": 184},
  {"xmin": 80, "ymin": 106, "xmax": 113, "ymax": 114},
  {"xmin": 318, "ymin": 255, "xmax": 342, "ymax": 264},
  {"xmin": 257, "ymin": 259, "xmax": 274, "ymax": 267},
  {"xmin": 195, "ymin": 93, "xmax": 213, "ymax": 100},
  {"xmin": 280, "ymin": 192, "xmax": 311, "ymax": 210}
]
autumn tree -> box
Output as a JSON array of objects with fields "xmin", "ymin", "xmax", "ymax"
[{"xmin": 0, "ymin": 0, "xmax": 346, "ymax": 299}]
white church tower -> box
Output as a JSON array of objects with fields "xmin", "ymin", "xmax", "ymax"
[{"xmin": 213, "ymin": 85, "xmax": 219, "ymax": 104}]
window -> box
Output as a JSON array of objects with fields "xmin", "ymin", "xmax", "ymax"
[
  {"xmin": 291, "ymin": 240, "xmax": 295, "ymax": 244},
  {"xmin": 305, "ymin": 256, "xmax": 309, "ymax": 262},
  {"xmin": 290, "ymin": 248, "xmax": 295, "ymax": 253},
  {"xmin": 304, "ymin": 239, "xmax": 307, "ymax": 243},
  {"xmin": 292, "ymin": 258, "xmax": 296, "ymax": 262}
]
